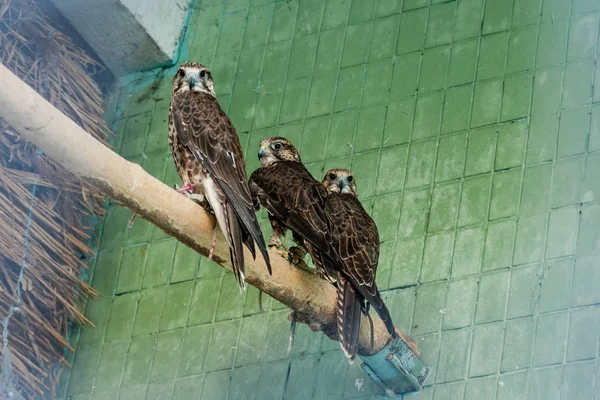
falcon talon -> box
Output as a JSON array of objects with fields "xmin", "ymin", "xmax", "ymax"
[
  {"xmin": 288, "ymin": 251, "xmax": 314, "ymax": 274},
  {"xmin": 267, "ymin": 235, "xmax": 284, "ymax": 249},
  {"xmin": 174, "ymin": 182, "xmax": 196, "ymax": 193},
  {"xmin": 270, "ymin": 248, "xmax": 288, "ymax": 259}
]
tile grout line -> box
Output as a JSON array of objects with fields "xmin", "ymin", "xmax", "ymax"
[
  {"xmin": 388, "ymin": 5, "xmax": 429, "ymax": 341},
  {"xmin": 454, "ymin": 0, "xmax": 497, "ymax": 395},
  {"xmin": 229, "ymin": 3, "xmax": 284, "ymax": 399},
  {"xmin": 419, "ymin": 2, "xmax": 458, "ymax": 289},
  {"xmin": 527, "ymin": 0, "xmax": 573, "ymax": 397},
  {"xmin": 585, "ymin": 6, "xmax": 600, "ymax": 394},
  {"xmin": 370, "ymin": 7, "xmax": 407, "ymax": 289},
  {"xmin": 556, "ymin": 0, "xmax": 599, "ymax": 385},
  {"xmin": 243, "ymin": 2, "xmax": 276, "ymax": 154},
  {"xmin": 280, "ymin": 3, "xmax": 322, "ymax": 166},
  {"xmin": 433, "ymin": 1, "xmax": 474, "ymax": 375},
  {"xmin": 334, "ymin": 18, "xmax": 369, "ymax": 178},
  {"xmin": 488, "ymin": 0, "xmax": 544, "ymax": 393},
  {"xmin": 499, "ymin": 0, "xmax": 548, "ymax": 389}
]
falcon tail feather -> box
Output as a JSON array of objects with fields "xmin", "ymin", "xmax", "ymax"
[
  {"xmin": 223, "ymin": 191, "xmax": 271, "ymax": 275},
  {"xmin": 336, "ymin": 274, "xmax": 362, "ymax": 360},
  {"xmin": 328, "ymin": 253, "xmax": 397, "ymax": 341},
  {"xmin": 226, "ymin": 201, "xmax": 246, "ymax": 290},
  {"xmin": 356, "ymin": 282, "xmax": 397, "ymax": 340}
]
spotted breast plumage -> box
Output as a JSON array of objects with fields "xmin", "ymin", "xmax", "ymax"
[{"xmin": 168, "ymin": 62, "xmax": 271, "ymax": 289}]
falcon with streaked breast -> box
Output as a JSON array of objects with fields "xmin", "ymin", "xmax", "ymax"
[
  {"xmin": 168, "ymin": 62, "xmax": 271, "ymax": 289},
  {"xmin": 321, "ymin": 168, "xmax": 397, "ymax": 359}
]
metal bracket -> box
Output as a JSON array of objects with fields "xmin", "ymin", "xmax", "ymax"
[{"xmin": 360, "ymin": 337, "xmax": 431, "ymax": 397}]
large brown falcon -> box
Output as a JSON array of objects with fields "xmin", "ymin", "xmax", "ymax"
[
  {"xmin": 168, "ymin": 62, "xmax": 271, "ymax": 289},
  {"xmin": 248, "ymin": 138, "xmax": 397, "ymax": 359},
  {"xmin": 321, "ymin": 168, "xmax": 397, "ymax": 359},
  {"xmin": 248, "ymin": 138, "xmax": 330, "ymax": 268}
]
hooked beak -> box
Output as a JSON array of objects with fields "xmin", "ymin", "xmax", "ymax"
[
  {"xmin": 187, "ymin": 75, "xmax": 197, "ymax": 87},
  {"xmin": 258, "ymin": 147, "xmax": 267, "ymax": 159},
  {"xmin": 338, "ymin": 178, "xmax": 348, "ymax": 191}
]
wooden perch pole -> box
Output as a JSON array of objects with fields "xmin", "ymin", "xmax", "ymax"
[{"xmin": 0, "ymin": 63, "xmax": 417, "ymax": 357}]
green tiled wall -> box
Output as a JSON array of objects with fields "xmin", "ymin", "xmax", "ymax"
[{"xmin": 63, "ymin": 0, "xmax": 600, "ymax": 399}]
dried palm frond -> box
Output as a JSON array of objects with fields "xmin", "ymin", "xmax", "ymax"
[{"xmin": 0, "ymin": 0, "xmax": 113, "ymax": 397}]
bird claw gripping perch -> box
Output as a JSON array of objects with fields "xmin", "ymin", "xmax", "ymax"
[
  {"xmin": 268, "ymin": 235, "xmax": 288, "ymax": 259},
  {"xmin": 174, "ymin": 182, "xmax": 196, "ymax": 193},
  {"xmin": 287, "ymin": 246, "xmax": 315, "ymax": 275}
]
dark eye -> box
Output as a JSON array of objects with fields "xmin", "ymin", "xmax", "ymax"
[
  {"xmin": 200, "ymin": 69, "xmax": 206, "ymax": 78},
  {"xmin": 272, "ymin": 143, "xmax": 283, "ymax": 150},
  {"xmin": 347, "ymin": 176, "xmax": 353, "ymax": 182},
  {"xmin": 178, "ymin": 69, "xmax": 185, "ymax": 78},
  {"xmin": 328, "ymin": 173, "xmax": 336, "ymax": 180}
]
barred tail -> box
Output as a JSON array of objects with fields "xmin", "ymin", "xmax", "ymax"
[{"xmin": 336, "ymin": 274, "xmax": 363, "ymax": 360}]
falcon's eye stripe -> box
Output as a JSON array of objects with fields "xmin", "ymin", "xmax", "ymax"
[
  {"xmin": 328, "ymin": 173, "xmax": 336, "ymax": 180},
  {"xmin": 178, "ymin": 69, "xmax": 185, "ymax": 78}
]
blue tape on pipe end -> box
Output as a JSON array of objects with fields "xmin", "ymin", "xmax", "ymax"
[{"xmin": 360, "ymin": 336, "xmax": 431, "ymax": 397}]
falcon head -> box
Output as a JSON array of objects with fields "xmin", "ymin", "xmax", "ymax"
[
  {"xmin": 258, "ymin": 137, "xmax": 301, "ymax": 166},
  {"xmin": 322, "ymin": 169, "xmax": 358, "ymax": 196},
  {"xmin": 172, "ymin": 62, "xmax": 215, "ymax": 96}
]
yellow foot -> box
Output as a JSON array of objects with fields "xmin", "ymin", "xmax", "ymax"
[
  {"xmin": 268, "ymin": 235, "xmax": 286, "ymax": 249},
  {"xmin": 288, "ymin": 247, "xmax": 314, "ymax": 274},
  {"xmin": 269, "ymin": 246, "xmax": 288, "ymax": 259}
]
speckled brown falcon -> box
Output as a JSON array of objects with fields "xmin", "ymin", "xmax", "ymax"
[
  {"xmin": 321, "ymin": 168, "xmax": 397, "ymax": 359},
  {"xmin": 168, "ymin": 62, "xmax": 271, "ymax": 289},
  {"xmin": 248, "ymin": 138, "xmax": 397, "ymax": 359},
  {"xmin": 248, "ymin": 138, "xmax": 330, "ymax": 267}
]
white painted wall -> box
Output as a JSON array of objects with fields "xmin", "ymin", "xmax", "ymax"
[{"xmin": 53, "ymin": 0, "xmax": 189, "ymax": 76}]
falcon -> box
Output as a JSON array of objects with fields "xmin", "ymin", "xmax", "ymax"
[
  {"xmin": 321, "ymin": 168, "xmax": 397, "ymax": 359},
  {"xmin": 248, "ymin": 137, "xmax": 330, "ymax": 268},
  {"xmin": 248, "ymin": 138, "xmax": 397, "ymax": 359},
  {"xmin": 168, "ymin": 62, "xmax": 271, "ymax": 289}
]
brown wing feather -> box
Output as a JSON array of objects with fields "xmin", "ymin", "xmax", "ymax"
[
  {"xmin": 250, "ymin": 162, "xmax": 397, "ymax": 349},
  {"xmin": 336, "ymin": 273, "xmax": 363, "ymax": 360},
  {"xmin": 325, "ymin": 193, "xmax": 397, "ymax": 339},
  {"xmin": 325, "ymin": 194, "xmax": 378, "ymax": 290},
  {"xmin": 171, "ymin": 91, "xmax": 271, "ymax": 277},
  {"xmin": 249, "ymin": 161, "xmax": 331, "ymax": 254}
]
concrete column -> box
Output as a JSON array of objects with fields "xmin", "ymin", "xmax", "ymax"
[{"xmin": 53, "ymin": 0, "xmax": 189, "ymax": 75}]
